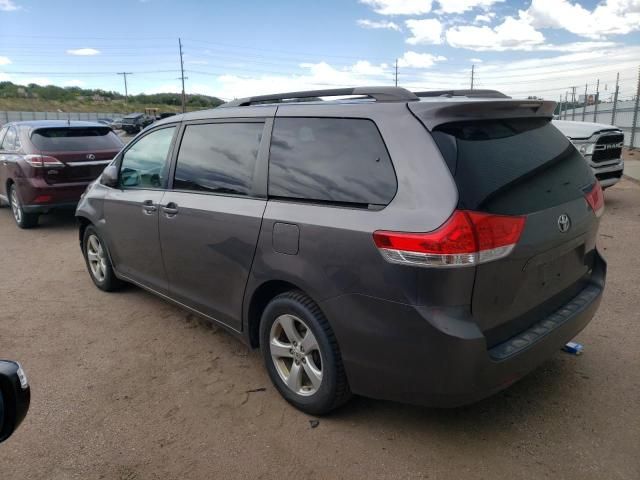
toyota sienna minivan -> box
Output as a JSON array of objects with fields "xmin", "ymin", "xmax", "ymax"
[{"xmin": 76, "ymin": 87, "xmax": 606, "ymax": 414}]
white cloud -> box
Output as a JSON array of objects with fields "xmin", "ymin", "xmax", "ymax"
[
  {"xmin": 357, "ymin": 19, "xmax": 401, "ymax": 31},
  {"xmin": 522, "ymin": 0, "xmax": 640, "ymax": 40},
  {"xmin": 436, "ymin": 0, "xmax": 503, "ymax": 14},
  {"xmin": 350, "ymin": 60, "xmax": 389, "ymax": 75},
  {"xmin": 446, "ymin": 16, "xmax": 545, "ymax": 50},
  {"xmin": 474, "ymin": 12, "xmax": 495, "ymax": 23},
  {"xmin": 472, "ymin": 45, "xmax": 640, "ymax": 98},
  {"xmin": 470, "ymin": 57, "xmax": 483, "ymax": 63},
  {"xmin": 397, "ymin": 51, "xmax": 446, "ymax": 68},
  {"xmin": 66, "ymin": 48, "xmax": 100, "ymax": 56},
  {"xmin": 405, "ymin": 18, "xmax": 444, "ymax": 44},
  {"xmin": 0, "ymin": 56, "xmax": 11, "ymax": 65},
  {"xmin": 0, "ymin": 0, "xmax": 20, "ymax": 11},
  {"xmin": 360, "ymin": 0, "xmax": 432, "ymax": 15},
  {"xmin": 63, "ymin": 79, "xmax": 85, "ymax": 87}
]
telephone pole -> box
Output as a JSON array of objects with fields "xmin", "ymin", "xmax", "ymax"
[
  {"xmin": 117, "ymin": 72, "xmax": 132, "ymax": 103},
  {"xmin": 470, "ymin": 64, "xmax": 475, "ymax": 90},
  {"xmin": 394, "ymin": 59, "xmax": 398, "ymax": 87},
  {"xmin": 179, "ymin": 38, "xmax": 186, "ymax": 113},
  {"xmin": 592, "ymin": 78, "xmax": 600, "ymax": 122},
  {"xmin": 571, "ymin": 86, "xmax": 577, "ymax": 120},
  {"xmin": 581, "ymin": 83, "xmax": 588, "ymax": 121},
  {"xmin": 564, "ymin": 91, "xmax": 569, "ymax": 119}
]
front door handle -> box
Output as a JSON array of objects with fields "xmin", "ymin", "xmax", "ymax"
[
  {"xmin": 162, "ymin": 202, "xmax": 178, "ymax": 216},
  {"xmin": 142, "ymin": 200, "xmax": 157, "ymax": 214}
]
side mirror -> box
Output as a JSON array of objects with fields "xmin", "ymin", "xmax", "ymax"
[
  {"xmin": 0, "ymin": 360, "xmax": 30, "ymax": 443},
  {"xmin": 100, "ymin": 165, "xmax": 119, "ymax": 188}
]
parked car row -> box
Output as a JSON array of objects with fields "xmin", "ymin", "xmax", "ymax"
[{"xmin": 1, "ymin": 87, "xmax": 609, "ymax": 415}]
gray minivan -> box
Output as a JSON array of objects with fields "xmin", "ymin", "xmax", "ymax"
[{"xmin": 76, "ymin": 87, "xmax": 606, "ymax": 414}]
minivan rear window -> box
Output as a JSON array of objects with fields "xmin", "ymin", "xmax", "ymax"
[
  {"xmin": 31, "ymin": 127, "xmax": 123, "ymax": 152},
  {"xmin": 431, "ymin": 118, "xmax": 595, "ymax": 215},
  {"xmin": 269, "ymin": 117, "xmax": 397, "ymax": 207}
]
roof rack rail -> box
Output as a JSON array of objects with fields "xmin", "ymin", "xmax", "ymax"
[
  {"xmin": 414, "ymin": 89, "xmax": 510, "ymax": 99},
  {"xmin": 221, "ymin": 86, "xmax": 419, "ymax": 107}
]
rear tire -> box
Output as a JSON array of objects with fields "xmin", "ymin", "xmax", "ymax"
[
  {"xmin": 82, "ymin": 225, "xmax": 123, "ymax": 292},
  {"xmin": 260, "ymin": 290, "xmax": 351, "ymax": 415},
  {"xmin": 8, "ymin": 184, "xmax": 38, "ymax": 229}
]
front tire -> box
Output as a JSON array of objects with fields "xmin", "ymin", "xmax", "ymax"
[
  {"xmin": 82, "ymin": 225, "xmax": 123, "ymax": 292},
  {"xmin": 9, "ymin": 184, "xmax": 38, "ymax": 229},
  {"xmin": 260, "ymin": 291, "xmax": 351, "ymax": 415}
]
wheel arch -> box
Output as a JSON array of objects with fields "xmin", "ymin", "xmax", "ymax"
[{"xmin": 246, "ymin": 280, "xmax": 320, "ymax": 349}]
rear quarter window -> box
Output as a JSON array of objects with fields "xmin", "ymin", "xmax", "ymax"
[
  {"xmin": 268, "ymin": 117, "xmax": 397, "ymax": 206},
  {"xmin": 31, "ymin": 127, "xmax": 123, "ymax": 152}
]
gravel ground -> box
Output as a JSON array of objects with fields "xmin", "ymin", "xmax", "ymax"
[{"xmin": 0, "ymin": 180, "xmax": 638, "ymax": 480}]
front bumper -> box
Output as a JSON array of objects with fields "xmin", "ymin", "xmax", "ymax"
[
  {"xmin": 589, "ymin": 158, "xmax": 624, "ymax": 188},
  {"xmin": 321, "ymin": 251, "xmax": 606, "ymax": 407}
]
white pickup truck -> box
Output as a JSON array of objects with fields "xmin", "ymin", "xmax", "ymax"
[{"xmin": 553, "ymin": 120, "xmax": 625, "ymax": 189}]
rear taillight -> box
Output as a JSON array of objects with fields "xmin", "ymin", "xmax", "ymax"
[
  {"xmin": 373, "ymin": 210, "xmax": 526, "ymax": 268},
  {"xmin": 584, "ymin": 181, "xmax": 604, "ymax": 218},
  {"xmin": 24, "ymin": 155, "xmax": 65, "ymax": 168}
]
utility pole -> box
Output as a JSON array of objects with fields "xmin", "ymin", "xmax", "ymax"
[
  {"xmin": 179, "ymin": 37, "xmax": 186, "ymax": 113},
  {"xmin": 592, "ymin": 79, "xmax": 600, "ymax": 122},
  {"xmin": 564, "ymin": 91, "xmax": 569, "ymax": 119},
  {"xmin": 630, "ymin": 65, "xmax": 640, "ymax": 150},
  {"xmin": 581, "ymin": 83, "xmax": 588, "ymax": 121},
  {"xmin": 611, "ymin": 72, "xmax": 620, "ymax": 125},
  {"xmin": 558, "ymin": 94, "xmax": 563, "ymax": 119},
  {"xmin": 117, "ymin": 72, "xmax": 132, "ymax": 104},
  {"xmin": 394, "ymin": 59, "xmax": 398, "ymax": 87},
  {"xmin": 571, "ymin": 86, "xmax": 577, "ymax": 120},
  {"xmin": 470, "ymin": 64, "xmax": 475, "ymax": 90}
]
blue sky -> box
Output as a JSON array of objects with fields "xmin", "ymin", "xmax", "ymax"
[{"xmin": 1, "ymin": 0, "xmax": 639, "ymax": 101}]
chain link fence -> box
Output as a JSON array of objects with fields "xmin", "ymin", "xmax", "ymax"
[
  {"xmin": 0, "ymin": 111, "xmax": 126, "ymax": 126},
  {"xmin": 559, "ymin": 98, "xmax": 640, "ymax": 149}
]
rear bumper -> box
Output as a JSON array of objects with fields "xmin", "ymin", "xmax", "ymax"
[
  {"xmin": 15, "ymin": 177, "xmax": 89, "ymax": 213},
  {"xmin": 321, "ymin": 251, "xmax": 606, "ymax": 407}
]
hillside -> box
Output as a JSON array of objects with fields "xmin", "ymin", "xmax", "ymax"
[{"xmin": 0, "ymin": 81, "xmax": 224, "ymax": 113}]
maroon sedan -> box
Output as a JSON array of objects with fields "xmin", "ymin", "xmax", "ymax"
[{"xmin": 0, "ymin": 121, "xmax": 123, "ymax": 228}]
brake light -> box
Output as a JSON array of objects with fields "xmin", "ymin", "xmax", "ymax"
[
  {"xmin": 24, "ymin": 155, "xmax": 64, "ymax": 167},
  {"xmin": 584, "ymin": 181, "xmax": 604, "ymax": 218},
  {"xmin": 373, "ymin": 210, "xmax": 526, "ymax": 267}
]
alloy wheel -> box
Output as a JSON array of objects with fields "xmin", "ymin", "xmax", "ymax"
[
  {"xmin": 86, "ymin": 234, "xmax": 107, "ymax": 283},
  {"xmin": 10, "ymin": 188, "xmax": 22, "ymax": 224},
  {"xmin": 269, "ymin": 314, "xmax": 323, "ymax": 396}
]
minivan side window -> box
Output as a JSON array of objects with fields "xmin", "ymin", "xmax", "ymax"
[
  {"xmin": 173, "ymin": 122, "xmax": 263, "ymax": 196},
  {"xmin": 119, "ymin": 126, "xmax": 175, "ymax": 189},
  {"xmin": 268, "ymin": 117, "xmax": 397, "ymax": 206}
]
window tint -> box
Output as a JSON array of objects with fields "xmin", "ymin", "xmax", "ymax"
[
  {"xmin": 269, "ymin": 118, "xmax": 396, "ymax": 206},
  {"xmin": 174, "ymin": 122, "xmax": 263, "ymax": 196},
  {"xmin": 432, "ymin": 118, "xmax": 594, "ymax": 215},
  {"xmin": 1, "ymin": 127, "xmax": 17, "ymax": 151},
  {"xmin": 31, "ymin": 127, "xmax": 122, "ymax": 152},
  {"xmin": 120, "ymin": 127, "xmax": 175, "ymax": 189}
]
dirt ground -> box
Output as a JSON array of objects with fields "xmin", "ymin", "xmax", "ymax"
[{"xmin": 0, "ymin": 180, "xmax": 638, "ymax": 480}]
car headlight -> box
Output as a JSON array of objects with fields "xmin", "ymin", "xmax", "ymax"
[{"xmin": 577, "ymin": 143, "xmax": 595, "ymax": 156}]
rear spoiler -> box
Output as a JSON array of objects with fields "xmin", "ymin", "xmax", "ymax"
[{"xmin": 408, "ymin": 100, "xmax": 556, "ymax": 131}]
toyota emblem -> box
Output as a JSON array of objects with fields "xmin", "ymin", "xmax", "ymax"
[
  {"xmin": 557, "ymin": 214, "xmax": 571, "ymax": 233},
  {"xmin": 86, "ymin": 153, "xmax": 96, "ymax": 160}
]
